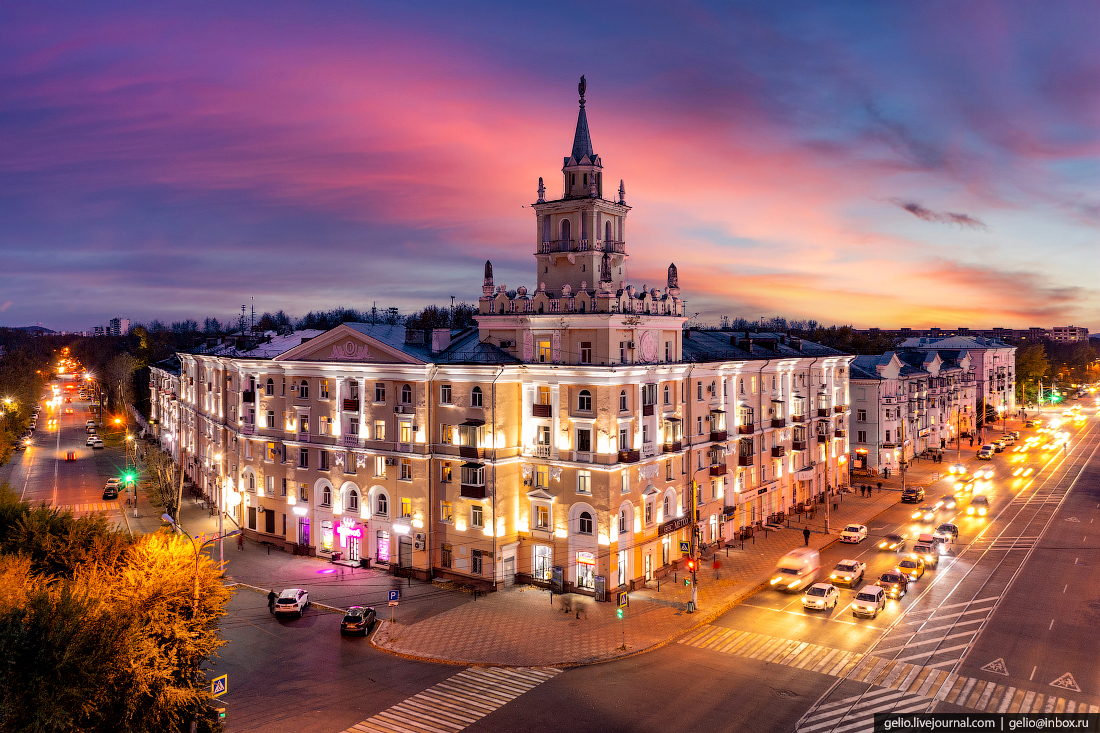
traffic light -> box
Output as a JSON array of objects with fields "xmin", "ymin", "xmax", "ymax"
[
  {"xmin": 616, "ymin": 608, "xmax": 623, "ymax": 620},
  {"xmin": 216, "ymin": 707, "xmax": 226, "ymax": 721},
  {"xmin": 686, "ymin": 557, "xmax": 696, "ymax": 572}
]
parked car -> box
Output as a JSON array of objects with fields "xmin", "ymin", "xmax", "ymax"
[
  {"xmin": 852, "ymin": 585, "xmax": 886, "ymax": 619},
  {"xmin": 801, "ymin": 583, "xmax": 840, "ymax": 611},
  {"xmin": 992, "ymin": 440, "xmax": 1005, "ymax": 453},
  {"xmin": 967, "ymin": 495, "xmax": 989, "ymax": 517},
  {"xmin": 340, "ymin": 606, "xmax": 377, "ymax": 635},
  {"xmin": 878, "ymin": 533, "xmax": 907, "ymax": 552},
  {"xmin": 896, "ymin": 557, "xmax": 925, "ymax": 581},
  {"xmin": 901, "ymin": 487, "xmax": 925, "ymax": 503},
  {"xmin": 91, "ymin": 437, "xmax": 104, "ymax": 449},
  {"xmin": 274, "ymin": 589, "xmax": 310, "ymax": 616},
  {"xmin": 840, "ymin": 524, "xmax": 868, "ymax": 543},
  {"xmin": 877, "ymin": 571, "xmax": 910, "ymax": 599},
  {"xmin": 86, "ymin": 435, "xmax": 97, "ymax": 446},
  {"xmin": 829, "ymin": 560, "xmax": 866, "ymax": 587},
  {"xmin": 102, "ymin": 484, "xmax": 118, "ymax": 499}
]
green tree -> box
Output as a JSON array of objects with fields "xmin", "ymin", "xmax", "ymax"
[{"xmin": 1015, "ymin": 343, "xmax": 1050, "ymax": 405}]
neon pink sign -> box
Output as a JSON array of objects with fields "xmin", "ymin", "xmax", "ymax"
[{"xmin": 336, "ymin": 523, "xmax": 362, "ymax": 548}]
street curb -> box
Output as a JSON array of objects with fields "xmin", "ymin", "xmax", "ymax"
[{"xmin": 367, "ymin": 495, "xmax": 905, "ymax": 670}]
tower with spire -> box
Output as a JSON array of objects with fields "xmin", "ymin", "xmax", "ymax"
[{"xmin": 478, "ymin": 77, "xmax": 685, "ymax": 366}]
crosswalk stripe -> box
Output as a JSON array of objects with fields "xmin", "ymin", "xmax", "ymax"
[
  {"xmin": 876, "ymin": 630, "xmax": 978, "ymax": 655},
  {"xmin": 338, "ymin": 667, "xmax": 559, "ymax": 733},
  {"xmin": 810, "ymin": 647, "xmax": 842, "ymax": 673}
]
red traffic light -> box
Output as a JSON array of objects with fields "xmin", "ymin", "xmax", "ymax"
[{"xmin": 686, "ymin": 558, "xmax": 696, "ymax": 572}]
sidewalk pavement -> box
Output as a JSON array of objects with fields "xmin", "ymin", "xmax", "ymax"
[{"xmin": 118, "ymin": 444, "xmax": 987, "ymax": 669}]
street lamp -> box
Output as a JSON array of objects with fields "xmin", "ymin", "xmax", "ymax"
[{"xmin": 161, "ymin": 514, "xmax": 240, "ymax": 617}]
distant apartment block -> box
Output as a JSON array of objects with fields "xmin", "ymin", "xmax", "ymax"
[{"xmin": 862, "ymin": 325, "xmax": 1087, "ymax": 345}]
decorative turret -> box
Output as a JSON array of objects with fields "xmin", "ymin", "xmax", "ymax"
[
  {"xmin": 537, "ymin": 177, "xmax": 545, "ymax": 203},
  {"xmin": 667, "ymin": 263, "xmax": 679, "ymax": 296},
  {"xmin": 562, "ymin": 75, "xmax": 602, "ymax": 199},
  {"xmin": 618, "ymin": 179, "xmax": 626, "ymax": 205},
  {"xmin": 482, "ymin": 260, "xmax": 494, "ymax": 297}
]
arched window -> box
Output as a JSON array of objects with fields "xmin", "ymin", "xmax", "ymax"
[
  {"xmin": 663, "ymin": 384, "xmax": 670, "ymax": 404},
  {"xmin": 299, "ymin": 380, "xmax": 309, "ymax": 399},
  {"xmin": 605, "ymin": 220, "xmax": 613, "ymax": 242},
  {"xmin": 579, "ymin": 511, "xmax": 593, "ymax": 535},
  {"xmin": 619, "ymin": 509, "xmax": 627, "ymax": 534},
  {"xmin": 265, "ymin": 378, "xmax": 274, "ymax": 396},
  {"xmin": 663, "ymin": 495, "xmax": 670, "ymax": 518},
  {"xmin": 619, "ymin": 390, "xmax": 627, "ymax": 412},
  {"xmin": 376, "ymin": 494, "xmax": 388, "ymax": 516},
  {"xmin": 578, "ymin": 389, "xmax": 592, "ymax": 412},
  {"xmin": 248, "ymin": 473, "xmax": 256, "ymax": 491},
  {"xmin": 321, "ymin": 485, "xmax": 332, "ymax": 507},
  {"xmin": 471, "ymin": 386, "xmax": 483, "ymax": 407},
  {"xmin": 347, "ymin": 489, "xmax": 360, "ymax": 512},
  {"xmin": 400, "ymin": 384, "xmax": 412, "ymax": 404},
  {"xmin": 560, "ymin": 218, "xmax": 570, "ymax": 243}
]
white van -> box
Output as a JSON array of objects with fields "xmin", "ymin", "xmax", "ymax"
[
  {"xmin": 852, "ymin": 585, "xmax": 886, "ymax": 619},
  {"xmin": 769, "ymin": 548, "xmax": 821, "ymax": 592}
]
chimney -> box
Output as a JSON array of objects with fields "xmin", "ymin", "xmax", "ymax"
[{"xmin": 431, "ymin": 329, "xmax": 452, "ymax": 353}]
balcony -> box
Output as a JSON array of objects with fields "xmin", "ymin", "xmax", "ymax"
[
  {"xmin": 600, "ymin": 240, "xmax": 626, "ymax": 254},
  {"xmin": 342, "ymin": 399, "xmax": 360, "ymax": 412},
  {"xmin": 297, "ymin": 432, "xmax": 310, "ymax": 443},
  {"xmin": 241, "ymin": 424, "xmax": 255, "ymax": 436},
  {"xmin": 539, "ymin": 239, "xmax": 576, "ymax": 254},
  {"xmin": 618, "ymin": 449, "xmax": 640, "ymax": 463},
  {"xmin": 817, "ymin": 408, "xmax": 830, "ymax": 417},
  {"xmin": 642, "ymin": 404, "xmax": 655, "ymax": 417},
  {"xmin": 791, "ymin": 414, "xmax": 806, "ymax": 423},
  {"xmin": 661, "ymin": 440, "xmax": 682, "ymax": 453},
  {"xmin": 242, "ymin": 391, "xmax": 255, "ymax": 404},
  {"xmin": 770, "ymin": 418, "xmax": 785, "ymax": 429},
  {"xmin": 642, "ymin": 444, "xmax": 658, "ymax": 459},
  {"xmin": 710, "ymin": 430, "xmax": 727, "ymax": 442},
  {"xmin": 460, "ymin": 484, "xmax": 487, "ymax": 500},
  {"xmin": 834, "ymin": 405, "xmax": 847, "ymax": 414},
  {"xmin": 792, "ymin": 440, "xmax": 807, "ymax": 451},
  {"xmin": 737, "ymin": 454, "xmax": 754, "ymax": 467},
  {"xmin": 737, "ymin": 424, "xmax": 754, "ymax": 435},
  {"xmin": 532, "ymin": 403, "xmax": 552, "ymax": 418},
  {"xmin": 817, "ymin": 433, "xmax": 829, "ymax": 444},
  {"xmin": 529, "ymin": 444, "xmax": 551, "ymax": 458},
  {"xmin": 342, "ymin": 435, "xmax": 362, "ymax": 448},
  {"xmin": 834, "ymin": 429, "xmax": 847, "ymax": 438},
  {"xmin": 771, "ymin": 446, "xmax": 786, "ymax": 458},
  {"xmin": 710, "ymin": 464, "xmax": 727, "ymax": 476},
  {"xmin": 459, "ymin": 445, "xmax": 483, "ymax": 460}
]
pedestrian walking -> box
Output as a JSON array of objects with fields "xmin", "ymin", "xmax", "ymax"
[
  {"xmin": 237, "ymin": 533, "xmax": 244, "ymax": 551},
  {"xmin": 267, "ymin": 589, "xmax": 276, "ymax": 614},
  {"xmin": 803, "ymin": 527, "xmax": 811, "ymax": 546},
  {"xmin": 877, "ymin": 481, "xmax": 883, "ymax": 493}
]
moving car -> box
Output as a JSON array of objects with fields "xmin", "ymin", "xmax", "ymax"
[
  {"xmin": 911, "ymin": 542, "xmax": 939, "ymax": 570},
  {"xmin": 91, "ymin": 437, "xmax": 104, "ymax": 449},
  {"xmin": 877, "ymin": 571, "xmax": 910, "ymax": 599},
  {"xmin": 935, "ymin": 522, "xmax": 959, "ymax": 541},
  {"xmin": 948, "ymin": 463, "xmax": 967, "ymax": 475},
  {"xmin": 878, "ymin": 533, "xmax": 907, "ymax": 552},
  {"xmin": 274, "ymin": 589, "xmax": 310, "ymax": 617},
  {"xmin": 992, "ymin": 440, "xmax": 1005, "ymax": 452},
  {"xmin": 769, "ymin": 548, "xmax": 821, "ymax": 592},
  {"xmin": 65, "ymin": 451, "xmax": 76, "ymax": 461},
  {"xmin": 852, "ymin": 585, "xmax": 886, "ymax": 619},
  {"xmin": 977, "ymin": 445, "xmax": 994, "ymax": 460},
  {"xmin": 86, "ymin": 435, "xmax": 97, "ymax": 446},
  {"xmin": 938, "ymin": 495, "xmax": 957, "ymax": 510},
  {"xmin": 901, "ymin": 487, "xmax": 925, "ymax": 503},
  {"xmin": 896, "ymin": 557, "xmax": 925, "ymax": 581},
  {"xmin": 801, "ymin": 583, "xmax": 840, "ymax": 611},
  {"xmin": 973, "ymin": 468, "xmax": 994, "ymax": 480},
  {"xmin": 340, "ymin": 606, "xmax": 377, "ymax": 636},
  {"xmin": 967, "ymin": 495, "xmax": 989, "ymax": 517},
  {"xmin": 830, "ymin": 560, "xmax": 866, "ymax": 587},
  {"xmin": 102, "ymin": 484, "xmax": 118, "ymax": 500},
  {"xmin": 840, "ymin": 524, "xmax": 868, "ymax": 543},
  {"xmin": 911, "ymin": 505, "xmax": 938, "ymax": 522}
]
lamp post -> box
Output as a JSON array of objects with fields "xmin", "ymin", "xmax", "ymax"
[{"xmin": 161, "ymin": 513, "xmax": 240, "ymax": 616}]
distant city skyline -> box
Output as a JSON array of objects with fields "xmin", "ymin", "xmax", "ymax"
[{"xmin": 1, "ymin": 1, "xmax": 1097, "ymax": 332}]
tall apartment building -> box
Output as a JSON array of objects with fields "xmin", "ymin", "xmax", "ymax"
[{"xmin": 150, "ymin": 83, "xmax": 854, "ymax": 596}]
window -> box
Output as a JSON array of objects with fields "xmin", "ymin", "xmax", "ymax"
[
  {"xmin": 471, "ymin": 549, "xmax": 483, "ymax": 575},
  {"xmin": 619, "ymin": 390, "xmax": 628, "ymax": 412},
  {"xmin": 536, "ymin": 505, "xmax": 550, "ymax": 529},
  {"xmin": 857, "ymin": 409, "xmax": 867, "ymax": 421},
  {"xmin": 374, "ymin": 420, "xmax": 386, "ymax": 441},
  {"xmin": 739, "ymin": 378, "xmax": 745, "ymax": 395},
  {"xmin": 576, "ymin": 429, "xmax": 592, "ymax": 453},
  {"xmin": 619, "ymin": 341, "xmax": 627, "ymax": 363},
  {"xmin": 537, "ymin": 425, "xmax": 550, "ymax": 445},
  {"xmin": 400, "ymin": 422, "xmax": 412, "ymax": 443},
  {"xmin": 244, "ymin": 442, "xmax": 253, "ymax": 460},
  {"xmin": 885, "ymin": 430, "xmax": 891, "ymax": 443},
  {"xmin": 666, "ymin": 460, "xmax": 673, "ymax": 480},
  {"xmin": 471, "ymin": 505, "xmax": 484, "ymax": 527},
  {"xmin": 579, "ymin": 511, "xmax": 593, "ymax": 535},
  {"xmin": 400, "ymin": 497, "xmax": 411, "ymax": 518},
  {"xmin": 697, "ymin": 382, "xmax": 703, "ymax": 401},
  {"xmin": 347, "ymin": 419, "xmax": 358, "ymax": 436},
  {"xmin": 535, "ymin": 465, "xmax": 549, "ymax": 488},
  {"xmin": 621, "ymin": 473, "xmax": 629, "ymax": 494},
  {"xmin": 375, "ymin": 456, "xmax": 386, "ymax": 477},
  {"xmin": 538, "ymin": 341, "xmax": 551, "ymax": 363},
  {"xmin": 577, "ymin": 389, "xmax": 592, "ymax": 412},
  {"xmin": 298, "ymin": 448, "xmax": 308, "ymax": 468},
  {"xmin": 266, "ymin": 410, "xmax": 275, "ymax": 428},
  {"xmin": 441, "ymin": 424, "xmax": 454, "ymax": 444},
  {"xmin": 643, "ymin": 425, "xmax": 650, "ymax": 443},
  {"xmin": 299, "ymin": 380, "xmax": 309, "ymax": 399},
  {"xmin": 321, "ymin": 485, "xmax": 332, "ymax": 506},
  {"xmin": 319, "ymin": 380, "xmax": 329, "ymax": 399},
  {"xmin": 580, "ymin": 342, "xmax": 592, "ymax": 364},
  {"xmin": 858, "ymin": 430, "xmax": 867, "ymax": 443},
  {"xmin": 319, "ymin": 416, "xmax": 330, "ymax": 436},
  {"xmin": 665, "ymin": 342, "xmax": 671, "ymax": 361},
  {"xmin": 319, "ymin": 450, "xmax": 329, "ymax": 470},
  {"xmin": 441, "ymin": 461, "xmax": 452, "ymax": 482},
  {"xmin": 299, "ymin": 483, "xmax": 308, "ymax": 502},
  {"xmin": 347, "ymin": 489, "xmax": 359, "ymax": 512},
  {"xmin": 376, "ymin": 493, "xmax": 388, "ymax": 516},
  {"xmin": 663, "ymin": 384, "xmax": 670, "ymax": 404},
  {"xmin": 619, "ymin": 428, "xmax": 628, "ymax": 450},
  {"xmin": 281, "ymin": 378, "xmax": 286, "ymax": 396},
  {"xmin": 440, "ymin": 501, "xmax": 453, "ymax": 523},
  {"xmin": 697, "ymin": 416, "xmax": 703, "ymax": 435},
  {"xmin": 266, "ymin": 475, "xmax": 274, "ymax": 495},
  {"xmin": 400, "ymin": 458, "xmax": 412, "ymax": 480},
  {"xmin": 471, "ymin": 386, "xmax": 483, "ymax": 407},
  {"xmin": 440, "ymin": 384, "xmax": 452, "ymax": 404},
  {"xmin": 441, "ymin": 542, "xmax": 452, "ymax": 567},
  {"xmin": 577, "ymin": 470, "xmax": 591, "ymax": 494},
  {"xmin": 534, "ymin": 545, "xmax": 552, "ymax": 580},
  {"xmin": 461, "ymin": 464, "xmax": 484, "ymax": 486},
  {"xmin": 375, "ymin": 383, "xmax": 386, "ymax": 403},
  {"xmin": 619, "ymin": 509, "xmax": 628, "ymax": 534},
  {"xmin": 663, "ymin": 494, "xmax": 671, "ymax": 519},
  {"xmin": 400, "ymin": 384, "xmax": 412, "ymax": 404},
  {"xmin": 265, "ymin": 378, "xmax": 274, "ymax": 396},
  {"xmin": 246, "ymin": 472, "xmax": 256, "ymax": 492},
  {"xmin": 645, "ymin": 501, "xmax": 652, "ymax": 525},
  {"xmin": 281, "ymin": 478, "xmax": 287, "ymax": 497}
]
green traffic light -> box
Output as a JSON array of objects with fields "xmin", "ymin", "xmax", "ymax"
[{"xmin": 616, "ymin": 608, "xmax": 623, "ymax": 619}]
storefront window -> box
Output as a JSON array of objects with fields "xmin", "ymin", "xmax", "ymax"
[
  {"xmin": 577, "ymin": 551, "xmax": 595, "ymax": 589},
  {"xmin": 321, "ymin": 520, "xmax": 334, "ymax": 553},
  {"xmin": 534, "ymin": 545, "xmax": 552, "ymax": 580},
  {"xmin": 377, "ymin": 530, "xmax": 390, "ymax": 563}
]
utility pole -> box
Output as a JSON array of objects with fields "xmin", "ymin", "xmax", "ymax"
[
  {"xmin": 689, "ymin": 480, "xmax": 698, "ymax": 612},
  {"xmin": 899, "ymin": 405, "xmax": 907, "ymax": 496}
]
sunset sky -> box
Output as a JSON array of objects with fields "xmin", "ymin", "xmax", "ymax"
[{"xmin": 2, "ymin": 1, "xmax": 1097, "ymax": 333}]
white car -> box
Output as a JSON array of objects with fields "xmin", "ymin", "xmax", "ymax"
[
  {"xmin": 840, "ymin": 524, "xmax": 868, "ymax": 543},
  {"xmin": 105, "ymin": 478, "xmax": 121, "ymax": 488},
  {"xmin": 91, "ymin": 437, "xmax": 104, "ymax": 449},
  {"xmin": 977, "ymin": 445, "xmax": 994, "ymax": 460},
  {"xmin": 86, "ymin": 435, "xmax": 97, "ymax": 446},
  {"xmin": 801, "ymin": 583, "xmax": 840, "ymax": 611},
  {"xmin": 830, "ymin": 560, "xmax": 866, "ymax": 587},
  {"xmin": 973, "ymin": 468, "xmax": 994, "ymax": 479},
  {"xmin": 852, "ymin": 585, "xmax": 886, "ymax": 619},
  {"xmin": 275, "ymin": 588, "xmax": 310, "ymax": 616}
]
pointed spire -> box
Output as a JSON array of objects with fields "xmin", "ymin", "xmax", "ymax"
[
  {"xmin": 571, "ymin": 75, "xmax": 594, "ymax": 162},
  {"xmin": 537, "ymin": 177, "xmax": 545, "ymax": 203},
  {"xmin": 618, "ymin": 179, "xmax": 626, "ymax": 205}
]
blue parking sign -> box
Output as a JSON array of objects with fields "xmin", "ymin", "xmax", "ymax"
[{"xmin": 388, "ymin": 589, "xmax": 399, "ymax": 602}]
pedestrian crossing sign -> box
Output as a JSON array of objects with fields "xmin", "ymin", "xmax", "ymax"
[
  {"xmin": 679, "ymin": 541, "xmax": 690, "ymax": 553},
  {"xmin": 211, "ymin": 674, "xmax": 228, "ymax": 698},
  {"xmin": 618, "ymin": 591, "xmax": 628, "ymax": 608}
]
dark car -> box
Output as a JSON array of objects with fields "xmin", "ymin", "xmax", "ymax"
[
  {"xmin": 340, "ymin": 606, "xmax": 377, "ymax": 636},
  {"xmin": 901, "ymin": 487, "xmax": 925, "ymax": 503},
  {"xmin": 66, "ymin": 451, "xmax": 76, "ymax": 462},
  {"xmin": 877, "ymin": 533, "xmax": 907, "ymax": 552},
  {"xmin": 877, "ymin": 571, "xmax": 910, "ymax": 599},
  {"xmin": 102, "ymin": 484, "xmax": 118, "ymax": 499},
  {"xmin": 936, "ymin": 522, "xmax": 959, "ymax": 540}
]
